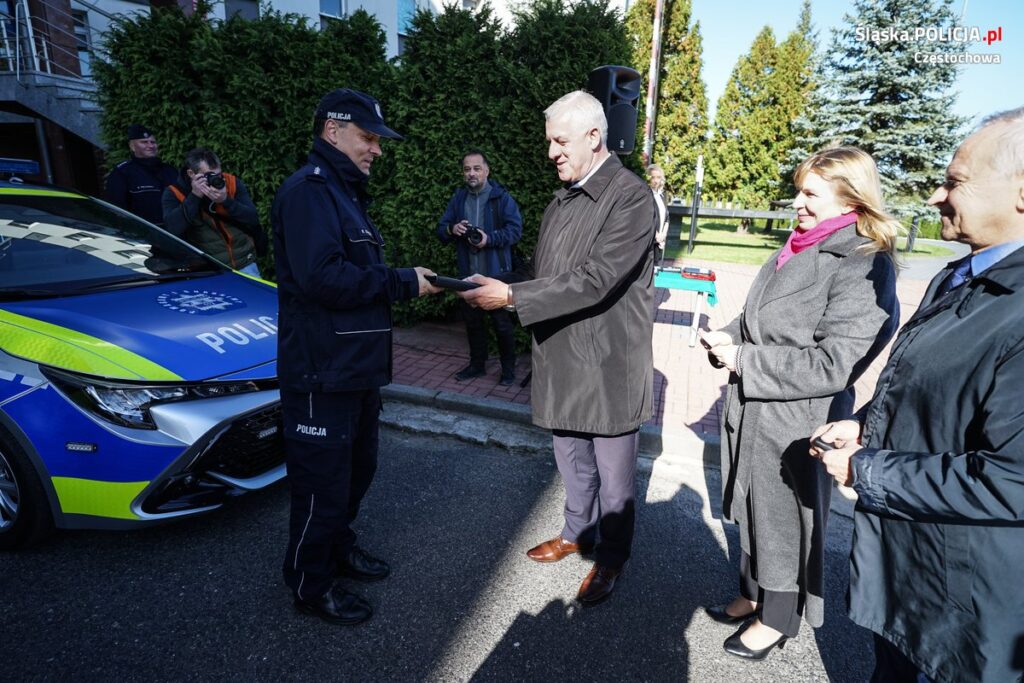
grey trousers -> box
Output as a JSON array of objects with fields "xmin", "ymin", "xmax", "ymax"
[{"xmin": 552, "ymin": 429, "xmax": 639, "ymax": 569}]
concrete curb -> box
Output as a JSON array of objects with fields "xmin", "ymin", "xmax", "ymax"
[
  {"xmin": 381, "ymin": 383, "xmax": 856, "ymax": 520},
  {"xmin": 381, "ymin": 383, "xmax": 717, "ymax": 459}
]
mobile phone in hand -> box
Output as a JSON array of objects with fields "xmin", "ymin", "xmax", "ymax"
[{"xmin": 811, "ymin": 436, "xmax": 835, "ymax": 451}]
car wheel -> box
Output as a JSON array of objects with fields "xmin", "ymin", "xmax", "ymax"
[{"xmin": 0, "ymin": 429, "xmax": 53, "ymax": 550}]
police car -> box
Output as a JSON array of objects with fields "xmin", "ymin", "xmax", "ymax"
[{"xmin": 0, "ymin": 178, "xmax": 283, "ymax": 549}]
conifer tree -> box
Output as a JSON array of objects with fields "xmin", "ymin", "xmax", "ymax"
[
  {"xmin": 772, "ymin": 0, "xmax": 816, "ymax": 195},
  {"xmin": 792, "ymin": 0, "xmax": 966, "ymax": 216},
  {"xmin": 705, "ymin": 26, "xmax": 781, "ymax": 209},
  {"xmin": 626, "ymin": 0, "xmax": 707, "ymax": 197}
]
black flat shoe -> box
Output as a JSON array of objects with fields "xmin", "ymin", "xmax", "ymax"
[
  {"xmin": 337, "ymin": 546, "xmax": 391, "ymax": 582},
  {"xmin": 723, "ymin": 620, "xmax": 787, "ymax": 661},
  {"xmin": 705, "ymin": 604, "xmax": 757, "ymax": 625},
  {"xmin": 294, "ymin": 586, "xmax": 372, "ymax": 626}
]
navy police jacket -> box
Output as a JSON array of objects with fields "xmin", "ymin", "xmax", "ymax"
[
  {"xmin": 272, "ymin": 138, "xmax": 419, "ymax": 393},
  {"xmin": 104, "ymin": 156, "xmax": 177, "ymax": 226}
]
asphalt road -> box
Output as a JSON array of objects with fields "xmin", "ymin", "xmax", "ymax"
[{"xmin": 1, "ymin": 428, "xmax": 873, "ymax": 682}]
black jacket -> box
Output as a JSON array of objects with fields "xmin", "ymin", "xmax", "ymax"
[
  {"xmin": 849, "ymin": 244, "xmax": 1024, "ymax": 683},
  {"xmin": 272, "ymin": 138, "xmax": 418, "ymax": 393},
  {"xmin": 104, "ymin": 156, "xmax": 177, "ymax": 226}
]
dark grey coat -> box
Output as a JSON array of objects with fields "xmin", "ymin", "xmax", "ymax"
[
  {"xmin": 720, "ymin": 225, "xmax": 898, "ymax": 628},
  {"xmin": 849, "ymin": 245, "xmax": 1024, "ymax": 683},
  {"xmin": 513, "ymin": 154, "xmax": 655, "ymax": 435}
]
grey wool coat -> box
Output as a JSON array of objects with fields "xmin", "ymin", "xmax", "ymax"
[
  {"xmin": 719, "ymin": 225, "xmax": 898, "ymax": 628},
  {"xmin": 513, "ymin": 154, "xmax": 656, "ymax": 435}
]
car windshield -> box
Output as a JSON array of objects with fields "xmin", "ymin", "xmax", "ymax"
[{"xmin": 0, "ymin": 189, "xmax": 224, "ymax": 299}]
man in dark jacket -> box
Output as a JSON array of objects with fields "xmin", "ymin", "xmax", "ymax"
[
  {"xmin": 811, "ymin": 108, "xmax": 1024, "ymax": 683},
  {"xmin": 162, "ymin": 147, "xmax": 264, "ymax": 276},
  {"xmin": 104, "ymin": 124, "xmax": 177, "ymax": 226},
  {"xmin": 272, "ymin": 88, "xmax": 439, "ymax": 626},
  {"xmin": 437, "ymin": 151, "xmax": 523, "ymax": 384},
  {"xmin": 460, "ymin": 91, "xmax": 656, "ymax": 606}
]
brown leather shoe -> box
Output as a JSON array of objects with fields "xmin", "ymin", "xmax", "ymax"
[
  {"xmin": 577, "ymin": 563, "xmax": 621, "ymax": 605},
  {"xmin": 526, "ymin": 536, "xmax": 587, "ymax": 563}
]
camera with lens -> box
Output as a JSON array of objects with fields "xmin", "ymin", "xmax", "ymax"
[
  {"xmin": 203, "ymin": 171, "xmax": 226, "ymax": 190},
  {"xmin": 460, "ymin": 224, "xmax": 485, "ymax": 248}
]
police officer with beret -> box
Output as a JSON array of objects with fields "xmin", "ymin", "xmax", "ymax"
[
  {"xmin": 272, "ymin": 88, "xmax": 440, "ymax": 626},
  {"xmin": 104, "ymin": 124, "xmax": 177, "ymax": 226}
]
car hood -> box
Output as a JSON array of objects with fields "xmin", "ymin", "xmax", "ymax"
[{"xmin": 0, "ymin": 273, "xmax": 279, "ymax": 382}]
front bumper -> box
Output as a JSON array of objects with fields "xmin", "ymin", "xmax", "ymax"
[{"xmin": 132, "ymin": 389, "xmax": 285, "ymax": 519}]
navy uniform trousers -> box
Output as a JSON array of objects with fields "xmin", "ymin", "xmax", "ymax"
[{"xmin": 280, "ymin": 388, "xmax": 380, "ymax": 601}]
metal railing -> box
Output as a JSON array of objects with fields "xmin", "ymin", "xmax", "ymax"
[{"xmin": 1, "ymin": 0, "xmax": 111, "ymax": 84}]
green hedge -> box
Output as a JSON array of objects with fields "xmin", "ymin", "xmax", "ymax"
[
  {"xmin": 379, "ymin": 0, "xmax": 631, "ymax": 323},
  {"xmin": 94, "ymin": 4, "xmax": 395, "ymax": 276},
  {"xmin": 914, "ymin": 218, "xmax": 942, "ymax": 240},
  {"xmin": 94, "ymin": 0, "xmax": 632, "ymax": 326}
]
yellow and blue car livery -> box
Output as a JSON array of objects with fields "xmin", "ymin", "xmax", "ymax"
[{"xmin": 0, "ymin": 180, "xmax": 283, "ymax": 549}]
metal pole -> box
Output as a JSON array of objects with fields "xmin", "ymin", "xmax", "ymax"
[
  {"xmin": 17, "ymin": 0, "xmax": 39, "ymax": 72},
  {"xmin": 686, "ymin": 154, "xmax": 704, "ymax": 255},
  {"xmin": 657, "ymin": 198, "xmax": 667, "ymax": 270},
  {"xmin": 641, "ymin": 0, "xmax": 665, "ymax": 165},
  {"xmin": 905, "ymin": 216, "xmax": 919, "ymax": 253},
  {"xmin": 34, "ymin": 118, "xmax": 53, "ymax": 184}
]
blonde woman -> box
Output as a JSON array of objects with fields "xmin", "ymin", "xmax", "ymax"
[{"xmin": 701, "ymin": 147, "xmax": 901, "ymax": 660}]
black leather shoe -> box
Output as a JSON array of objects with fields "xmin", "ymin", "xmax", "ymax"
[
  {"xmin": 577, "ymin": 563, "xmax": 621, "ymax": 606},
  {"xmin": 723, "ymin": 620, "xmax": 787, "ymax": 661},
  {"xmin": 705, "ymin": 603, "xmax": 757, "ymax": 625},
  {"xmin": 294, "ymin": 586, "xmax": 372, "ymax": 626},
  {"xmin": 455, "ymin": 365, "xmax": 485, "ymax": 381},
  {"xmin": 337, "ymin": 546, "xmax": 391, "ymax": 582},
  {"xmin": 499, "ymin": 368, "xmax": 515, "ymax": 386}
]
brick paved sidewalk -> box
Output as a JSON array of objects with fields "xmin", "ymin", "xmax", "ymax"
[{"xmin": 392, "ymin": 257, "xmax": 934, "ymax": 441}]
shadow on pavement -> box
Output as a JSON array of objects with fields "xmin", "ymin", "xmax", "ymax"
[
  {"xmin": 466, "ymin": 479, "xmax": 723, "ymax": 680},
  {"xmin": 0, "ymin": 428, "xmax": 874, "ymax": 680}
]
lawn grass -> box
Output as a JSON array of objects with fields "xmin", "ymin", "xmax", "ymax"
[
  {"xmin": 666, "ymin": 220, "xmax": 953, "ymax": 265},
  {"xmin": 894, "ymin": 237, "xmax": 953, "ymax": 258}
]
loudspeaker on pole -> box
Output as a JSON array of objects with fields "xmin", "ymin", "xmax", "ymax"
[{"xmin": 587, "ymin": 65, "xmax": 641, "ymax": 155}]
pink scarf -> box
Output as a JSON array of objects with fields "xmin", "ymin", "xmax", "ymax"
[{"xmin": 776, "ymin": 212, "xmax": 859, "ymax": 271}]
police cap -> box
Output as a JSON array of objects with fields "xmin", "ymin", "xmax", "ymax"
[
  {"xmin": 126, "ymin": 124, "xmax": 154, "ymax": 141},
  {"xmin": 315, "ymin": 88, "xmax": 403, "ymax": 140}
]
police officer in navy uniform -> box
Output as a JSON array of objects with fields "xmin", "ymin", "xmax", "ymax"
[
  {"xmin": 104, "ymin": 124, "xmax": 177, "ymax": 226},
  {"xmin": 272, "ymin": 88, "xmax": 440, "ymax": 626}
]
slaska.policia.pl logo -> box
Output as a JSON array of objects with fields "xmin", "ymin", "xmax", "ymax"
[{"xmin": 157, "ymin": 290, "xmax": 245, "ymax": 315}]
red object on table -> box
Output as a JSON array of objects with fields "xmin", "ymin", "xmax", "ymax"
[{"xmin": 681, "ymin": 267, "xmax": 716, "ymax": 281}]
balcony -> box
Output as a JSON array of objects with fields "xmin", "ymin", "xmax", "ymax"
[{"xmin": 0, "ymin": 0, "xmax": 108, "ymax": 149}]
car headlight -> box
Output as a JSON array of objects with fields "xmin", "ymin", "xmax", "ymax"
[{"xmin": 42, "ymin": 367, "xmax": 266, "ymax": 429}]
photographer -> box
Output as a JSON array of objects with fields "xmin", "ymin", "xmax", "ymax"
[
  {"xmin": 162, "ymin": 148, "xmax": 265, "ymax": 276},
  {"xmin": 437, "ymin": 150, "xmax": 523, "ymax": 385}
]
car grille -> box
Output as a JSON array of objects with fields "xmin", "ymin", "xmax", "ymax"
[{"xmin": 191, "ymin": 404, "xmax": 284, "ymax": 479}]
